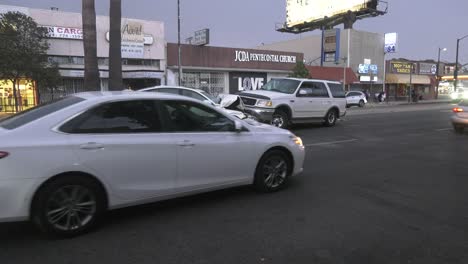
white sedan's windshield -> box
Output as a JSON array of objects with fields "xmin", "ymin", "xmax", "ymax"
[{"xmin": 201, "ymin": 91, "xmax": 221, "ymax": 104}]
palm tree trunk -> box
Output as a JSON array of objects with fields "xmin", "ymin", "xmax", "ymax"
[
  {"xmin": 109, "ymin": 0, "xmax": 123, "ymax": 90},
  {"xmin": 82, "ymin": 0, "xmax": 100, "ymax": 91}
]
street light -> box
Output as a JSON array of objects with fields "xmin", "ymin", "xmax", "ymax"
[
  {"xmin": 454, "ymin": 34, "xmax": 468, "ymax": 91},
  {"xmin": 436, "ymin": 47, "xmax": 447, "ymax": 99}
]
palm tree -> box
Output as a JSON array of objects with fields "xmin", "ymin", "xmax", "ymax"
[
  {"xmin": 108, "ymin": 0, "xmax": 123, "ymax": 90},
  {"xmin": 82, "ymin": 0, "xmax": 100, "ymax": 91}
]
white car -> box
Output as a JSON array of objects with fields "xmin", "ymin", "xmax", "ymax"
[
  {"xmin": 452, "ymin": 100, "xmax": 468, "ymax": 134},
  {"xmin": 345, "ymin": 91, "xmax": 368, "ymax": 108},
  {"xmin": 0, "ymin": 92, "xmax": 304, "ymax": 237},
  {"xmin": 139, "ymin": 86, "xmax": 251, "ymax": 120},
  {"xmin": 238, "ymin": 78, "xmax": 347, "ymax": 129}
]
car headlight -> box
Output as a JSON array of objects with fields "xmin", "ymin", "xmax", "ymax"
[
  {"xmin": 256, "ymin": 100, "xmax": 273, "ymax": 107},
  {"xmin": 290, "ymin": 135, "xmax": 304, "ymax": 148},
  {"xmin": 451, "ymin": 93, "xmax": 459, "ymax": 100}
]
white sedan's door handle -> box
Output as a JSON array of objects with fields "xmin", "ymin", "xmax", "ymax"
[
  {"xmin": 80, "ymin": 142, "xmax": 104, "ymax": 150},
  {"xmin": 178, "ymin": 140, "xmax": 195, "ymax": 147}
]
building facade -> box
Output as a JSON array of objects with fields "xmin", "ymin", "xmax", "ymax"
[
  {"xmin": 0, "ymin": 5, "xmax": 166, "ymax": 112},
  {"xmin": 167, "ymin": 43, "xmax": 303, "ymax": 95},
  {"xmin": 258, "ymin": 29, "xmax": 385, "ymax": 93}
]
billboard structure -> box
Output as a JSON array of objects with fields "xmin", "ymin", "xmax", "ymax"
[{"xmin": 278, "ymin": 0, "xmax": 387, "ymax": 33}]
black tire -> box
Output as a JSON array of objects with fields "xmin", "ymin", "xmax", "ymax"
[
  {"xmin": 454, "ymin": 125, "xmax": 465, "ymax": 134},
  {"xmin": 323, "ymin": 109, "xmax": 338, "ymax": 127},
  {"xmin": 254, "ymin": 150, "xmax": 292, "ymax": 192},
  {"xmin": 271, "ymin": 110, "xmax": 289, "ymax": 129},
  {"xmin": 31, "ymin": 175, "xmax": 107, "ymax": 238},
  {"xmin": 358, "ymin": 100, "xmax": 365, "ymax": 108}
]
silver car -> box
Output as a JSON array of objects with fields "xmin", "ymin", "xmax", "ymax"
[
  {"xmin": 345, "ymin": 91, "xmax": 368, "ymax": 108},
  {"xmin": 451, "ymin": 100, "xmax": 468, "ymax": 134},
  {"xmin": 139, "ymin": 86, "xmax": 252, "ymax": 120}
]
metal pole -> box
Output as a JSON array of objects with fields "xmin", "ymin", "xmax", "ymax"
[
  {"xmin": 454, "ymin": 39, "xmax": 460, "ymax": 92},
  {"xmin": 177, "ymin": 0, "xmax": 182, "ymax": 86},
  {"xmin": 409, "ymin": 63, "xmax": 413, "ymax": 103},
  {"xmin": 383, "ymin": 52, "xmax": 387, "ymax": 103},
  {"xmin": 343, "ymin": 57, "xmax": 348, "ymax": 91},
  {"xmin": 436, "ymin": 47, "xmax": 441, "ymax": 99}
]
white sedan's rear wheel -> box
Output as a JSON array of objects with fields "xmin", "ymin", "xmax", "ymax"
[{"xmin": 31, "ymin": 175, "xmax": 106, "ymax": 237}]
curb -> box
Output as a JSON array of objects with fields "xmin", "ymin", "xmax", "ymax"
[{"xmin": 365, "ymin": 100, "xmax": 451, "ymax": 108}]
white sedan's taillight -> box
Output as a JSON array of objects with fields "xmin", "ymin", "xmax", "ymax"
[
  {"xmin": 453, "ymin": 107, "xmax": 464, "ymax": 113},
  {"xmin": 0, "ymin": 151, "xmax": 9, "ymax": 159}
]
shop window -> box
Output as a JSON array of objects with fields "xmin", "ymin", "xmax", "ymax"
[
  {"xmin": 181, "ymin": 72, "xmax": 225, "ymax": 96},
  {"xmin": 0, "ymin": 79, "xmax": 37, "ymax": 113}
]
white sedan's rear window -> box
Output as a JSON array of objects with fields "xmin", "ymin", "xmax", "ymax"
[{"xmin": 0, "ymin": 96, "xmax": 85, "ymax": 130}]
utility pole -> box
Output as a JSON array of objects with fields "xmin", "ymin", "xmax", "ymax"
[
  {"xmin": 436, "ymin": 47, "xmax": 447, "ymax": 99},
  {"xmin": 409, "ymin": 63, "xmax": 413, "ymax": 103},
  {"xmin": 454, "ymin": 35, "xmax": 468, "ymax": 92},
  {"xmin": 177, "ymin": 0, "xmax": 182, "ymax": 86}
]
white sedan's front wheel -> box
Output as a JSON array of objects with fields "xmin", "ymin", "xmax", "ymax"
[{"xmin": 254, "ymin": 150, "xmax": 292, "ymax": 192}]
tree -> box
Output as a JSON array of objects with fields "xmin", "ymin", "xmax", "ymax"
[
  {"xmin": 0, "ymin": 11, "xmax": 56, "ymax": 112},
  {"xmin": 33, "ymin": 62, "xmax": 61, "ymax": 102},
  {"xmin": 82, "ymin": 0, "xmax": 100, "ymax": 91},
  {"xmin": 108, "ymin": 0, "xmax": 123, "ymax": 90},
  {"xmin": 289, "ymin": 61, "xmax": 310, "ymax": 79}
]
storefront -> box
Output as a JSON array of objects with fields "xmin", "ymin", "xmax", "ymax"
[
  {"xmin": 166, "ymin": 43, "xmax": 303, "ymax": 95},
  {"xmin": 0, "ymin": 5, "xmax": 166, "ymax": 107},
  {"xmin": 0, "ymin": 79, "xmax": 38, "ymax": 113},
  {"xmin": 385, "ymin": 60, "xmax": 436, "ymax": 101}
]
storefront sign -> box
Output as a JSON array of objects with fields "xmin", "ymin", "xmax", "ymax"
[
  {"xmin": 43, "ymin": 26, "xmax": 83, "ymax": 40},
  {"xmin": 234, "ymin": 50, "xmax": 297, "ymax": 64},
  {"xmin": 358, "ymin": 64, "xmax": 378, "ymax": 74},
  {"xmin": 187, "ymin": 28, "xmax": 209, "ymax": 46},
  {"xmin": 323, "ymin": 28, "xmax": 340, "ymax": 63},
  {"xmin": 390, "ymin": 62, "xmax": 416, "ymax": 74},
  {"xmin": 384, "ymin": 33, "xmax": 398, "ymax": 54},
  {"xmin": 229, "ymin": 72, "xmax": 267, "ymax": 93},
  {"xmin": 121, "ymin": 22, "xmax": 144, "ymax": 59},
  {"xmin": 360, "ymin": 76, "xmax": 378, "ymax": 82},
  {"xmin": 105, "ymin": 32, "xmax": 154, "ymax": 45},
  {"xmin": 419, "ymin": 63, "xmax": 437, "ymax": 75}
]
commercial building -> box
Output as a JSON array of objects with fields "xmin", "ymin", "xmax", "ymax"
[
  {"xmin": 166, "ymin": 43, "xmax": 303, "ymax": 95},
  {"xmin": 257, "ymin": 29, "xmax": 385, "ymax": 92},
  {"xmin": 0, "ymin": 5, "xmax": 166, "ymax": 112}
]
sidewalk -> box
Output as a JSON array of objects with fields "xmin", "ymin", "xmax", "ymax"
[
  {"xmin": 0, "ymin": 113, "xmax": 12, "ymax": 120},
  {"xmin": 365, "ymin": 99, "xmax": 452, "ymax": 108}
]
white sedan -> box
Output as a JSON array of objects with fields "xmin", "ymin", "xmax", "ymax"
[
  {"xmin": 0, "ymin": 92, "xmax": 304, "ymax": 237},
  {"xmin": 452, "ymin": 100, "xmax": 468, "ymax": 134}
]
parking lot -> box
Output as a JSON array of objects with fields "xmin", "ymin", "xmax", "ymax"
[{"xmin": 1, "ymin": 103, "xmax": 468, "ymax": 264}]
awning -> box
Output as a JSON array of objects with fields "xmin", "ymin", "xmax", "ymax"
[
  {"xmin": 307, "ymin": 66, "xmax": 359, "ymax": 85},
  {"xmin": 386, "ymin": 74, "xmax": 431, "ymax": 85}
]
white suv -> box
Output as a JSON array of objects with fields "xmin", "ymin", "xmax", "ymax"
[{"xmin": 239, "ymin": 78, "xmax": 347, "ymax": 128}]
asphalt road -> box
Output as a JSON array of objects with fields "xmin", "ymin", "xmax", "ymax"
[{"xmin": 1, "ymin": 103, "xmax": 468, "ymax": 264}]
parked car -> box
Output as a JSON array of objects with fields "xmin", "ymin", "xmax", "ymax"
[
  {"xmin": 0, "ymin": 92, "xmax": 305, "ymax": 237},
  {"xmin": 238, "ymin": 78, "xmax": 347, "ymax": 129},
  {"xmin": 451, "ymin": 100, "xmax": 468, "ymax": 134},
  {"xmin": 139, "ymin": 86, "xmax": 253, "ymax": 120},
  {"xmin": 345, "ymin": 91, "xmax": 367, "ymax": 108}
]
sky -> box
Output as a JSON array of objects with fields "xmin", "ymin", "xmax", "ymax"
[{"xmin": 1, "ymin": 0, "xmax": 467, "ymax": 64}]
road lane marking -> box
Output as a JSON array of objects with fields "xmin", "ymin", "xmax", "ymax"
[
  {"xmin": 305, "ymin": 139, "xmax": 358, "ymax": 147},
  {"xmin": 435, "ymin": 128, "xmax": 452, "ymax": 132}
]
